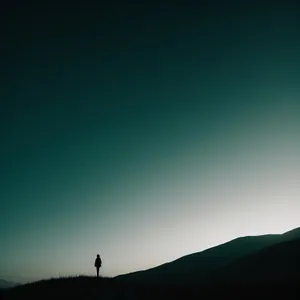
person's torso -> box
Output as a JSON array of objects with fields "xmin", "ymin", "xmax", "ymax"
[{"xmin": 95, "ymin": 257, "xmax": 101, "ymax": 266}]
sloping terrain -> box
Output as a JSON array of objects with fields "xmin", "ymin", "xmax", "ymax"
[
  {"xmin": 206, "ymin": 236, "xmax": 300, "ymax": 286},
  {"xmin": 2, "ymin": 273, "xmax": 300, "ymax": 300},
  {"xmin": 1, "ymin": 276, "xmax": 200, "ymax": 300},
  {"xmin": 116, "ymin": 227, "xmax": 300, "ymax": 284}
]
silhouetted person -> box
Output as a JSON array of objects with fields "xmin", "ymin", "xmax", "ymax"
[{"xmin": 94, "ymin": 254, "xmax": 102, "ymax": 278}]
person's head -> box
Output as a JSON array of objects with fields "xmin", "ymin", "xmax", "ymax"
[{"xmin": 97, "ymin": 254, "xmax": 100, "ymax": 258}]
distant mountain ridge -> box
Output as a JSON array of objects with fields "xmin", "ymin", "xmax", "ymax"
[
  {"xmin": 115, "ymin": 227, "xmax": 300, "ymax": 285},
  {"xmin": 0, "ymin": 279, "xmax": 18, "ymax": 289}
]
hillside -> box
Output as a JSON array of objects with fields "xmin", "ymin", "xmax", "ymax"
[
  {"xmin": 2, "ymin": 273, "xmax": 300, "ymax": 300},
  {"xmin": 1, "ymin": 276, "xmax": 200, "ymax": 300},
  {"xmin": 2, "ymin": 276, "xmax": 115, "ymax": 300},
  {"xmin": 207, "ymin": 236, "xmax": 300, "ymax": 286},
  {"xmin": 116, "ymin": 227, "xmax": 300, "ymax": 284}
]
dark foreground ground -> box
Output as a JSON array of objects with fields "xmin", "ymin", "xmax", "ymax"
[{"xmin": 1, "ymin": 276, "xmax": 300, "ymax": 300}]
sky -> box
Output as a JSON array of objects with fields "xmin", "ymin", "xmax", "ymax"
[{"xmin": 1, "ymin": 1, "xmax": 300, "ymax": 283}]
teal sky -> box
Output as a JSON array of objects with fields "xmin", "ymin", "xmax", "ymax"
[{"xmin": 1, "ymin": 2, "xmax": 300, "ymax": 283}]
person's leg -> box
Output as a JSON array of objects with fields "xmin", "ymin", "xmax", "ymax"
[{"xmin": 96, "ymin": 267, "xmax": 99, "ymax": 278}]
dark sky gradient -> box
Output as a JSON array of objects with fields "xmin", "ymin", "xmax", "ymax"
[{"xmin": 1, "ymin": 1, "xmax": 300, "ymax": 282}]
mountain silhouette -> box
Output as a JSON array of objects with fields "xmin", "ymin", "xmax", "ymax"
[
  {"xmin": 280, "ymin": 226, "xmax": 300, "ymax": 240},
  {"xmin": 115, "ymin": 227, "xmax": 300, "ymax": 285},
  {"xmin": 207, "ymin": 236, "xmax": 300, "ymax": 286},
  {"xmin": 0, "ymin": 279, "xmax": 18, "ymax": 289}
]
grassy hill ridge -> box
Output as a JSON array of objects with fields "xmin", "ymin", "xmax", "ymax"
[{"xmin": 3, "ymin": 274, "xmax": 300, "ymax": 300}]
